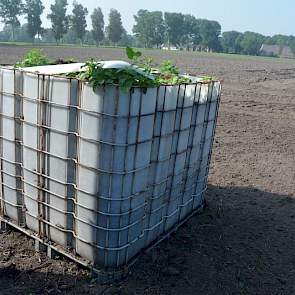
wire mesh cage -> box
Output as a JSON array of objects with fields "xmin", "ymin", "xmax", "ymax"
[{"xmin": 0, "ymin": 64, "xmax": 221, "ymax": 280}]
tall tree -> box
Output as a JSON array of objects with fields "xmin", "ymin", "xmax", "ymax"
[
  {"xmin": 47, "ymin": 0, "xmax": 69, "ymax": 44},
  {"xmin": 181, "ymin": 14, "xmax": 201, "ymax": 50},
  {"xmin": 133, "ymin": 10, "xmax": 165, "ymax": 48},
  {"xmin": 91, "ymin": 7, "xmax": 104, "ymax": 46},
  {"xmin": 221, "ymin": 31, "xmax": 243, "ymax": 53},
  {"xmin": 164, "ymin": 12, "xmax": 184, "ymax": 46},
  {"xmin": 24, "ymin": 0, "xmax": 44, "ymax": 42},
  {"xmin": 70, "ymin": 1, "xmax": 88, "ymax": 44},
  {"xmin": 0, "ymin": 0, "xmax": 24, "ymax": 40},
  {"xmin": 239, "ymin": 31, "xmax": 265, "ymax": 55},
  {"xmin": 270, "ymin": 34, "xmax": 291, "ymax": 46},
  {"xmin": 198, "ymin": 19, "xmax": 221, "ymax": 52},
  {"xmin": 106, "ymin": 9, "xmax": 124, "ymax": 44}
]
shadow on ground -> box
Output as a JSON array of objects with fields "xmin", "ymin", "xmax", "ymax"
[{"xmin": 1, "ymin": 184, "xmax": 295, "ymax": 295}]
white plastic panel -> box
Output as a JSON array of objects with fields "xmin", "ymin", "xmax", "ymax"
[
  {"xmin": 0, "ymin": 69, "xmax": 19, "ymax": 221},
  {"xmin": 22, "ymin": 72, "xmax": 40, "ymax": 233}
]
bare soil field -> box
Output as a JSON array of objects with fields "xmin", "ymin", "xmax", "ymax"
[{"xmin": 0, "ymin": 45, "xmax": 295, "ymax": 295}]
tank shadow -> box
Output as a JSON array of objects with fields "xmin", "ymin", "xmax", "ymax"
[{"xmin": 0, "ymin": 184, "xmax": 295, "ymax": 295}]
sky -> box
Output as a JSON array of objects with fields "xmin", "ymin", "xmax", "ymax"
[{"xmin": 15, "ymin": 0, "xmax": 295, "ymax": 36}]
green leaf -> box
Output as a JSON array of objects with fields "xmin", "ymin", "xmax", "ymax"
[
  {"xmin": 126, "ymin": 47, "xmax": 142, "ymax": 60},
  {"xmin": 16, "ymin": 49, "xmax": 50, "ymax": 68}
]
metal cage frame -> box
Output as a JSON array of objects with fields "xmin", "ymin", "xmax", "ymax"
[{"xmin": 0, "ymin": 66, "xmax": 221, "ymax": 282}]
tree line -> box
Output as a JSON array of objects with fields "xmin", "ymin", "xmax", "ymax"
[
  {"xmin": 0, "ymin": 0, "xmax": 294, "ymax": 56},
  {"xmin": 0, "ymin": 0, "xmax": 127, "ymax": 45}
]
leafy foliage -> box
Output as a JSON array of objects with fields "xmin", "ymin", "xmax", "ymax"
[
  {"xmin": 70, "ymin": 1, "xmax": 88, "ymax": 43},
  {"xmin": 47, "ymin": 0, "xmax": 69, "ymax": 43},
  {"xmin": 133, "ymin": 10, "xmax": 165, "ymax": 48},
  {"xmin": 91, "ymin": 7, "xmax": 104, "ymax": 46},
  {"xmin": 198, "ymin": 19, "xmax": 221, "ymax": 52},
  {"xmin": 239, "ymin": 31, "xmax": 265, "ymax": 55},
  {"xmin": 126, "ymin": 46, "xmax": 142, "ymax": 61},
  {"xmin": 24, "ymin": 0, "xmax": 44, "ymax": 41},
  {"xmin": 15, "ymin": 48, "xmax": 50, "ymax": 67},
  {"xmin": 77, "ymin": 59, "xmax": 157, "ymax": 90},
  {"xmin": 14, "ymin": 47, "xmax": 211, "ymax": 90},
  {"xmin": 106, "ymin": 9, "xmax": 124, "ymax": 44},
  {"xmin": 73, "ymin": 47, "xmax": 192, "ymax": 91},
  {"xmin": 0, "ymin": 0, "xmax": 24, "ymax": 40},
  {"xmin": 221, "ymin": 31, "xmax": 243, "ymax": 54},
  {"xmin": 1, "ymin": 4, "xmax": 295, "ymax": 57},
  {"xmin": 164, "ymin": 12, "xmax": 185, "ymax": 46},
  {"xmin": 181, "ymin": 15, "xmax": 201, "ymax": 50}
]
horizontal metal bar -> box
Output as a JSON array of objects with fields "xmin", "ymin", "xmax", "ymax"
[
  {"xmin": 0, "ymin": 154, "xmax": 210, "ymax": 202},
  {"xmin": 0, "ymin": 87, "xmax": 218, "ymax": 118},
  {"xmin": 19, "ymin": 188, "xmax": 205, "ymax": 252},
  {"xmin": 0, "ymin": 114, "xmax": 215, "ymax": 148}
]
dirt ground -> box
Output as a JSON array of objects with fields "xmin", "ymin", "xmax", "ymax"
[{"xmin": 0, "ymin": 45, "xmax": 295, "ymax": 295}]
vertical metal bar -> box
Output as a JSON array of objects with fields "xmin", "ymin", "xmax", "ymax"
[
  {"xmin": 37, "ymin": 74, "xmax": 47, "ymax": 237},
  {"xmin": 45, "ymin": 75, "xmax": 52, "ymax": 239},
  {"xmin": 95, "ymin": 86, "xmax": 105, "ymax": 267},
  {"xmin": 0, "ymin": 69, "xmax": 4, "ymax": 217},
  {"xmin": 41, "ymin": 74, "xmax": 47, "ymax": 236},
  {"xmin": 14, "ymin": 70, "xmax": 25, "ymax": 227},
  {"xmin": 37, "ymin": 74, "xmax": 42, "ymax": 236},
  {"xmin": 66, "ymin": 78, "xmax": 79, "ymax": 250}
]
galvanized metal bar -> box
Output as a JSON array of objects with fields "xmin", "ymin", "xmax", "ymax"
[
  {"xmin": 1, "ymin": 89, "xmax": 204, "ymax": 119},
  {"xmin": 14, "ymin": 70, "xmax": 25, "ymax": 226},
  {"xmin": 66, "ymin": 79, "xmax": 79, "ymax": 250},
  {"xmin": 0, "ymin": 69, "xmax": 4, "ymax": 217},
  {"xmin": 0, "ymin": 160, "xmax": 209, "ymax": 213},
  {"xmin": 0, "ymin": 65, "xmax": 222, "ymax": 277}
]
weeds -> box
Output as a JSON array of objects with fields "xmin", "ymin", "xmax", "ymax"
[
  {"xmin": 16, "ymin": 47, "xmax": 213, "ymax": 90},
  {"xmin": 15, "ymin": 49, "xmax": 50, "ymax": 68}
]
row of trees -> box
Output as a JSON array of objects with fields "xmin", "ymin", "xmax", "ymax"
[
  {"xmin": 0, "ymin": 0, "xmax": 125, "ymax": 45},
  {"xmin": 133, "ymin": 10, "xmax": 295, "ymax": 55},
  {"xmin": 221, "ymin": 31, "xmax": 295, "ymax": 55},
  {"xmin": 0, "ymin": 0, "xmax": 294, "ymax": 55},
  {"xmin": 133, "ymin": 10, "xmax": 221, "ymax": 51}
]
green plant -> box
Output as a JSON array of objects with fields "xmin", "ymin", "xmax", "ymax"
[
  {"xmin": 74, "ymin": 47, "xmax": 192, "ymax": 89},
  {"xmin": 16, "ymin": 47, "xmax": 212, "ymax": 90},
  {"xmin": 156, "ymin": 60, "xmax": 191, "ymax": 85},
  {"xmin": 76, "ymin": 59, "xmax": 156, "ymax": 91},
  {"xmin": 125, "ymin": 47, "xmax": 191, "ymax": 85},
  {"xmin": 200, "ymin": 76, "xmax": 215, "ymax": 82},
  {"xmin": 16, "ymin": 48, "xmax": 50, "ymax": 67},
  {"xmin": 126, "ymin": 46, "xmax": 142, "ymax": 62}
]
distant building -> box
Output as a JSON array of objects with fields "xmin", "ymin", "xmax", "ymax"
[
  {"xmin": 161, "ymin": 45, "xmax": 179, "ymax": 51},
  {"xmin": 260, "ymin": 44, "xmax": 295, "ymax": 58}
]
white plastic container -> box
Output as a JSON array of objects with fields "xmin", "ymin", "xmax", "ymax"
[{"xmin": 0, "ymin": 64, "xmax": 221, "ymax": 276}]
